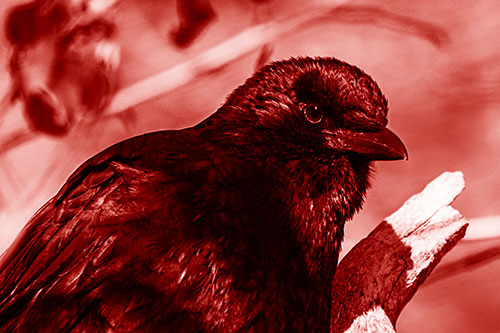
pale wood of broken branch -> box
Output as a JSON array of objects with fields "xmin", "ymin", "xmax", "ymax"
[{"xmin": 331, "ymin": 171, "xmax": 468, "ymax": 332}]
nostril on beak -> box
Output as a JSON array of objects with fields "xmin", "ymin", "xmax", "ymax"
[{"xmin": 25, "ymin": 91, "xmax": 70, "ymax": 136}]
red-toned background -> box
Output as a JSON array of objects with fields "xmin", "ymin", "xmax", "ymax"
[{"xmin": 1, "ymin": 0, "xmax": 499, "ymax": 331}]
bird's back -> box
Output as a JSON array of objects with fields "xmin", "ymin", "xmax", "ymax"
[{"xmin": 0, "ymin": 129, "xmax": 220, "ymax": 331}]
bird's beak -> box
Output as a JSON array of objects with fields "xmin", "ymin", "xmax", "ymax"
[{"xmin": 326, "ymin": 127, "xmax": 408, "ymax": 161}]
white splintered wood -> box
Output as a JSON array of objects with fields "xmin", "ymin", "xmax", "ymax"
[
  {"xmin": 331, "ymin": 171, "xmax": 468, "ymax": 333},
  {"xmin": 385, "ymin": 171, "xmax": 465, "ymax": 237}
]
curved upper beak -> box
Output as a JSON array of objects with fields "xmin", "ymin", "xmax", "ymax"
[{"xmin": 326, "ymin": 127, "xmax": 408, "ymax": 161}]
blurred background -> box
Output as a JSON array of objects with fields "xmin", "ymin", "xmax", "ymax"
[{"xmin": 0, "ymin": 0, "xmax": 499, "ymax": 331}]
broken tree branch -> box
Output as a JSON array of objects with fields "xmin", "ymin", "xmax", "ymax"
[{"xmin": 331, "ymin": 171, "xmax": 468, "ymax": 332}]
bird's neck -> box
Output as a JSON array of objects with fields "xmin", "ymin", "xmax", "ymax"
[
  {"xmin": 275, "ymin": 155, "xmax": 370, "ymax": 278},
  {"xmin": 258, "ymin": 152, "xmax": 371, "ymax": 329}
]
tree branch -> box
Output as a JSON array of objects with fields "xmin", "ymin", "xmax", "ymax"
[{"xmin": 331, "ymin": 171, "xmax": 468, "ymax": 332}]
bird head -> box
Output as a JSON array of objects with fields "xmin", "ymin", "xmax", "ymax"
[
  {"xmin": 212, "ymin": 57, "xmax": 406, "ymax": 172},
  {"xmin": 242, "ymin": 57, "xmax": 405, "ymax": 157},
  {"xmin": 204, "ymin": 56, "xmax": 407, "ymax": 224}
]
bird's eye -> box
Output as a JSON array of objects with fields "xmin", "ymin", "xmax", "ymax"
[{"xmin": 302, "ymin": 104, "xmax": 323, "ymax": 124}]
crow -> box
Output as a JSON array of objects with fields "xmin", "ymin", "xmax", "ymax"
[{"xmin": 0, "ymin": 57, "xmax": 407, "ymax": 331}]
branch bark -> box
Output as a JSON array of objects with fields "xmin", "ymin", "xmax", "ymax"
[{"xmin": 331, "ymin": 171, "xmax": 468, "ymax": 332}]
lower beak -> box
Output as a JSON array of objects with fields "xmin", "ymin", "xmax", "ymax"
[{"xmin": 328, "ymin": 127, "xmax": 408, "ymax": 161}]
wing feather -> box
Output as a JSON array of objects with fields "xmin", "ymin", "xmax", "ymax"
[{"xmin": 0, "ymin": 131, "xmax": 204, "ymax": 331}]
